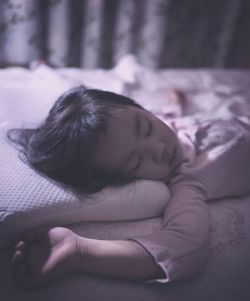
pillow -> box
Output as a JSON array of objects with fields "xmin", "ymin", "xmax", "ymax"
[
  {"xmin": 0, "ymin": 64, "xmax": 126, "ymax": 130},
  {"xmin": 0, "ymin": 65, "xmax": 72, "ymax": 129},
  {"xmin": 0, "ymin": 129, "xmax": 170, "ymax": 249}
]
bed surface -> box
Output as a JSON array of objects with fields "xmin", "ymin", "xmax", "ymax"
[
  {"xmin": 1, "ymin": 197, "xmax": 250, "ymax": 301},
  {"xmin": 1, "ymin": 56, "xmax": 250, "ymax": 300}
]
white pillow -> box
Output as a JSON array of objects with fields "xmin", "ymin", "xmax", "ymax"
[
  {"xmin": 0, "ymin": 129, "xmax": 170, "ymax": 249},
  {"xmin": 0, "ymin": 64, "xmax": 126, "ymax": 130},
  {"xmin": 0, "ymin": 65, "xmax": 73, "ymax": 129}
]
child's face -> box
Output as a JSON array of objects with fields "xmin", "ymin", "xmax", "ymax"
[{"xmin": 94, "ymin": 106, "xmax": 183, "ymax": 182}]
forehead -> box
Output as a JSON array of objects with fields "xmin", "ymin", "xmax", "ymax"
[{"xmin": 93, "ymin": 106, "xmax": 142, "ymax": 172}]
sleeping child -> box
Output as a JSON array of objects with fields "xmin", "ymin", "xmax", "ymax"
[{"xmin": 8, "ymin": 86, "xmax": 250, "ymax": 288}]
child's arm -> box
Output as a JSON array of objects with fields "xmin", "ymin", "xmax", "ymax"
[
  {"xmin": 130, "ymin": 180, "xmax": 209, "ymax": 283},
  {"xmin": 77, "ymin": 182, "xmax": 209, "ymax": 283},
  {"xmin": 124, "ymin": 127, "xmax": 250, "ymax": 283},
  {"xmin": 76, "ymin": 237, "xmax": 165, "ymax": 281},
  {"xmin": 11, "ymin": 227, "xmax": 165, "ymax": 288},
  {"xmin": 11, "ymin": 181, "xmax": 207, "ymax": 288}
]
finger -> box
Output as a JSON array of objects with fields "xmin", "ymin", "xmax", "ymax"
[
  {"xmin": 15, "ymin": 240, "xmax": 26, "ymax": 252},
  {"xmin": 11, "ymin": 250, "xmax": 25, "ymax": 265}
]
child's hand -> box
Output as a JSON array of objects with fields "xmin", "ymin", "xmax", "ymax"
[
  {"xmin": 11, "ymin": 227, "xmax": 82, "ymax": 288},
  {"xmin": 11, "ymin": 228, "xmax": 166, "ymax": 285}
]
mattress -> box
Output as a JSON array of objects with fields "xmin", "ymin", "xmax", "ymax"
[{"xmin": 1, "ymin": 56, "xmax": 250, "ymax": 301}]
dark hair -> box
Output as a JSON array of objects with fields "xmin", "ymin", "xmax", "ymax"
[{"xmin": 8, "ymin": 86, "xmax": 143, "ymax": 193}]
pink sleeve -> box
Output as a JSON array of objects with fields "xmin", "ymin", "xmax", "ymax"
[{"xmin": 130, "ymin": 185, "xmax": 209, "ymax": 283}]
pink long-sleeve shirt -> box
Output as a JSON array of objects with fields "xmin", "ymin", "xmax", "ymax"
[{"xmin": 131, "ymin": 117, "xmax": 250, "ymax": 283}]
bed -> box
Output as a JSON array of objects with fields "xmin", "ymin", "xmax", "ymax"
[{"xmin": 1, "ymin": 55, "xmax": 250, "ymax": 301}]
